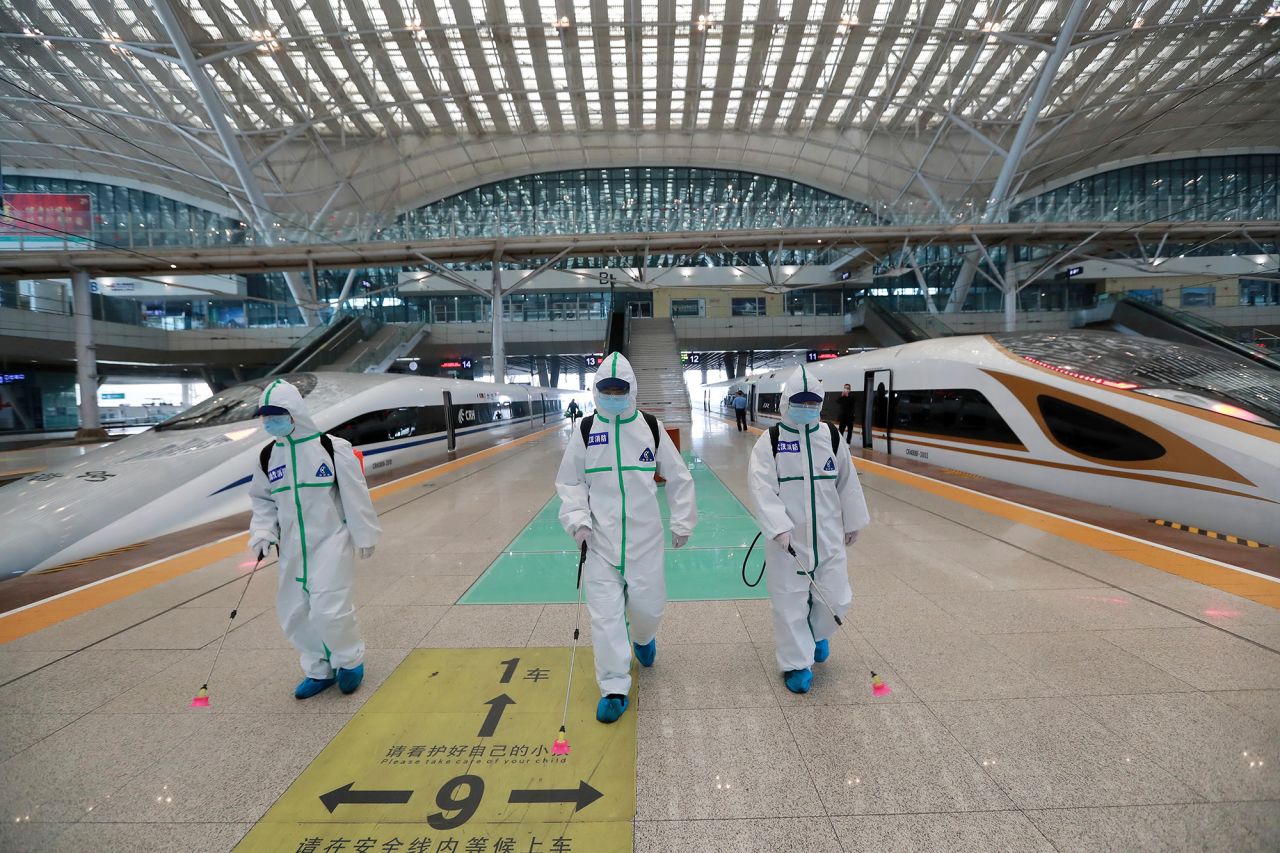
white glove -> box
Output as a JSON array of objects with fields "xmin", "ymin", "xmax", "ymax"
[
  {"xmin": 844, "ymin": 530, "xmax": 860, "ymax": 546},
  {"xmin": 773, "ymin": 530, "xmax": 792, "ymax": 551},
  {"xmin": 573, "ymin": 526, "xmax": 591, "ymax": 547},
  {"xmin": 248, "ymin": 534, "xmax": 275, "ymax": 559},
  {"xmin": 671, "ymin": 533, "xmax": 688, "ymax": 549},
  {"xmin": 358, "ymin": 546, "xmax": 375, "ymax": 559}
]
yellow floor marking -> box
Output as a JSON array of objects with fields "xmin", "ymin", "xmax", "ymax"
[
  {"xmin": 0, "ymin": 426, "xmax": 564, "ymax": 644},
  {"xmin": 731, "ymin": 417, "xmax": 1280, "ymax": 610},
  {"xmin": 235, "ymin": 648, "xmax": 635, "ymax": 853}
]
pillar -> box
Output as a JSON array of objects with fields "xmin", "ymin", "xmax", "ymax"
[
  {"xmin": 491, "ymin": 278, "xmax": 506, "ymax": 383},
  {"xmin": 71, "ymin": 270, "xmax": 103, "ymax": 438}
]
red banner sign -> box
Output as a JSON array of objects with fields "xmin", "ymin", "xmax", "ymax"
[{"xmin": 0, "ymin": 193, "xmax": 94, "ymax": 236}]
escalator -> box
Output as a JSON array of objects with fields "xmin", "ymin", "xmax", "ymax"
[
  {"xmin": 266, "ymin": 312, "xmax": 381, "ymax": 377},
  {"xmin": 1107, "ymin": 297, "xmax": 1280, "ymax": 371},
  {"xmin": 860, "ymin": 299, "xmax": 953, "ymax": 347}
]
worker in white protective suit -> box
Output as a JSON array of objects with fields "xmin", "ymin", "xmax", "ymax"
[
  {"xmin": 248, "ymin": 378, "xmax": 381, "ymax": 699},
  {"xmin": 555, "ymin": 352, "xmax": 698, "ymax": 723},
  {"xmin": 748, "ymin": 365, "xmax": 870, "ymax": 694}
]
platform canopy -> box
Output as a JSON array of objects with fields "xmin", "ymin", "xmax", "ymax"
[{"xmin": 2, "ymin": 0, "xmax": 1277, "ymax": 235}]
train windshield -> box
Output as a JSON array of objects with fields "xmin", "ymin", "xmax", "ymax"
[
  {"xmin": 154, "ymin": 374, "xmax": 319, "ymax": 431},
  {"xmin": 994, "ymin": 332, "xmax": 1280, "ymax": 428}
]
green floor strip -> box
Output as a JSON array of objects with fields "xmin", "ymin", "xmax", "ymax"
[{"xmin": 461, "ymin": 458, "xmax": 767, "ymax": 603}]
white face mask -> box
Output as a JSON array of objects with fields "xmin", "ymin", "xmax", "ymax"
[
  {"xmin": 598, "ymin": 395, "xmax": 630, "ymax": 415},
  {"xmin": 790, "ymin": 404, "xmax": 821, "ymax": 424}
]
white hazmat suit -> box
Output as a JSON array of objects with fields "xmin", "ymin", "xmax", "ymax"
[
  {"xmin": 555, "ymin": 353, "xmax": 698, "ymax": 697},
  {"xmin": 249, "ymin": 379, "xmax": 381, "ymax": 680},
  {"xmin": 748, "ymin": 365, "xmax": 870, "ymax": 673}
]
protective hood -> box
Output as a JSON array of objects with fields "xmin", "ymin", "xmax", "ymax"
[
  {"xmin": 591, "ymin": 352, "xmax": 639, "ymax": 418},
  {"xmin": 778, "ymin": 364, "xmax": 825, "ymax": 427},
  {"xmin": 257, "ymin": 378, "xmax": 320, "ymax": 437}
]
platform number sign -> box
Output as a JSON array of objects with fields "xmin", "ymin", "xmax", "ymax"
[
  {"xmin": 683, "ymin": 352, "xmax": 703, "ymax": 365},
  {"xmin": 460, "ymin": 358, "xmax": 473, "ymax": 369},
  {"xmin": 584, "ymin": 355, "xmax": 602, "ymax": 368}
]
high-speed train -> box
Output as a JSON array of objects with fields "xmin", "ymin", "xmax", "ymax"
[
  {"xmin": 707, "ymin": 332, "xmax": 1280, "ymax": 544},
  {"xmin": 0, "ymin": 373, "xmax": 584, "ymax": 578}
]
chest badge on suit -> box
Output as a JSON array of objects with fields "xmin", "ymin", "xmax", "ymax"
[
  {"xmin": 315, "ymin": 463, "xmax": 334, "ymax": 478},
  {"xmin": 638, "ymin": 448, "xmax": 654, "ymax": 462},
  {"xmin": 823, "ymin": 458, "xmax": 835, "ymax": 472}
]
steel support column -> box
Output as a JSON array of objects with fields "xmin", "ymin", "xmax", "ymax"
[
  {"xmin": 490, "ymin": 272, "xmax": 506, "ymax": 383},
  {"xmin": 151, "ymin": 0, "xmax": 319, "ymax": 325},
  {"xmin": 983, "ymin": 0, "xmax": 1090, "ymax": 223},
  {"xmin": 70, "ymin": 270, "xmax": 101, "ymax": 435}
]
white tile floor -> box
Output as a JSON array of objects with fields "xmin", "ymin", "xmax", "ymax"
[{"xmin": 0, "ymin": 413, "xmax": 1276, "ymax": 851}]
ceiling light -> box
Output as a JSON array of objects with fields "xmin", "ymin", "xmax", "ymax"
[
  {"xmin": 979, "ymin": 20, "xmax": 1002, "ymax": 34},
  {"xmin": 837, "ymin": 14, "xmax": 858, "ymax": 33},
  {"xmin": 1132, "ymin": 16, "xmax": 1145, "ymax": 28},
  {"xmin": 695, "ymin": 13, "xmax": 716, "ymax": 32},
  {"xmin": 552, "ymin": 15, "xmax": 572, "ymax": 30}
]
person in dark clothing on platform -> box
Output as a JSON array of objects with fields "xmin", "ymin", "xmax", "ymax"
[
  {"xmin": 836, "ymin": 383, "xmax": 855, "ymax": 445},
  {"xmin": 732, "ymin": 390, "xmax": 749, "ymax": 431}
]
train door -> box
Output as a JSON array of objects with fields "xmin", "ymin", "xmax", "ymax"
[
  {"xmin": 540, "ymin": 393, "xmax": 547, "ymax": 425},
  {"xmin": 748, "ymin": 384, "xmax": 757, "ymax": 423},
  {"xmin": 442, "ymin": 391, "xmax": 457, "ymax": 452},
  {"xmin": 862, "ymin": 369, "xmax": 892, "ymax": 454}
]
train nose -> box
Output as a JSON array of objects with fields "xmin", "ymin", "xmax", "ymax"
[{"xmin": 0, "ymin": 512, "xmax": 65, "ymax": 579}]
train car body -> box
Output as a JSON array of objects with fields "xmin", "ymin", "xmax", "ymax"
[
  {"xmin": 0, "ymin": 373, "xmax": 580, "ymax": 578},
  {"xmin": 711, "ymin": 332, "xmax": 1280, "ymax": 544}
]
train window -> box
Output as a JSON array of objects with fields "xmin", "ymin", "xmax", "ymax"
[
  {"xmin": 510, "ymin": 401, "xmax": 531, "ymax": 419},
  {"xmin": 330, "ymin": 406, "xmax": 446, "ymax": 446},
  {"xmin": 890, "ymin": 388, "xmax": 1020, "ymax": 444},
  {"xmin": 757, "ymin": 392, "xmax": 781, "ymax": 414},
  {"xmin": 531, "ymin": 399, "xmax": 543, "ymax": 416},
  {"xmin": 155, "ymin": 373, "xmax": 317, "ymax": 431},
  {"xmin": 1037, "ymin": 396, "xmax": 1165, "ymax": 461}
]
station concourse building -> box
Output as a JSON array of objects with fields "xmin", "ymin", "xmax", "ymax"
[{"xmin": 0, "ymin": 3, "xmax": 1278, "ymax": 851}]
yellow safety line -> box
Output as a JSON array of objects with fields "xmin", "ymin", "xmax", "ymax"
[
  {"xmin": 733, "ymin": 417, "xmax": 1280, "ymax": 609},
  {"xmin": 0, "ymin": 425, "xmax": 562, "ymax": 644}
]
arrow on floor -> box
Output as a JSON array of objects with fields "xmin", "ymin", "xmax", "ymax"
[
  {"xmin": 507, "ymin": 781, "xmax": 603, "ymax": 812},
  {"xmin": 478, "ymin": 693, "xmax": 516, "ymax": 737},
  {"xmin": 319, "ymin": 782, "xmax": 413, "ymax": 813}
]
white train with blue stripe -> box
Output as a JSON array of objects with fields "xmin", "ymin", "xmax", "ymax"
[{"xmin": 0, "ymin": 372, "xmax": 583, "ymax": 578}]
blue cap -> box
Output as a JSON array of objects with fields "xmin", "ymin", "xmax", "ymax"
[
  {"xmin": 256, "ymin": 404, "xmax": 290, "ymax": 416},
  {"xmin": 595, "ymin": 377, "xmax": 630, "ymax": 393},
  {"xmin": 788, "ymin": 391, "xmax": 822, "ymax": 404}
]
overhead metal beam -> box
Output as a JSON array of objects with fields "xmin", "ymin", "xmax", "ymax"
[
  {"xmin": 983, "ymin": 0, "xmax": 1091, "ymax": 223},
  {"xmin": 150, "ymin": 0, "xmax": 320, "ymax": 325},
  {"xmin": 3, "ymin": 221, "xmax": 1269, "ymax": 280}
]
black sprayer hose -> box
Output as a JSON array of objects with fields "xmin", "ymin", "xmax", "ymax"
[{"xmin": 741, "ymin": 531, "xmax": 766, "ymax": 587}]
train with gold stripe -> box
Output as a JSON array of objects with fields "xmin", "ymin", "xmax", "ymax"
[
  {"xmin": 0, "ymin": 373, "xmax": 582, "ymax": 579},
  {"xmin": 712, "ymin": 331, "xmax": 1280, "ymax": 545}
]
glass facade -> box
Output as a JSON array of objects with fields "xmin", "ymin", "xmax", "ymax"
[
  {"xmin": 0, "ymin": 174, "xmax": 244, "ymax": 248},
  {"xmin": 1012, "ymin": 154, "xmax": 1280, "ymax": 223},
  {"xmin": 398, "ymin": 167, "xmax": 877, "ymax": 267}
]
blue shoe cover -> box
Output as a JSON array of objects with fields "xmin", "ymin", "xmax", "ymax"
[
  {"xmin": 634, "ymin": 639, "xmax": 656, "ymax": 667},
  {"xmin": 784, "ymin": 669, "xmax": 813, "ymax": 694},
  {"xmin": 596, "ymin": 694, "xmax": 629, "ymax": 723},
  {"xmin": 814, "ymin": 639, "xmax": 830, "ymax": 663},
  {"xmin": 295, "ymin": 677, "xmax": 336, "ymax": 699},
  {"xmin": 338, "ymin": 664, "xmax": 364, "ymax": 694}
]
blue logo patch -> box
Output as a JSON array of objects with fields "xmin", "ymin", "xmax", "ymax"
[
  {"xmin": 588, "ymin": 432, "xmax": 609, "ymax": 447},
  {"xmin": 639, "ymin": 448, "xmax": 654, "ymax": 462},
  {"xmin": 268, "ymin": 464, "xmax": 286, "ymax": 483},
  {"xmin": 315, "ymin": 463, "xmax": 333, "ymax": 478},
  {"xmin": 777, "ymin": 440, "xmax": 801, "ymax": 453},
  {"xmin": 823, "ymin": 457, "xmax": 835, "ymax": 472}
]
